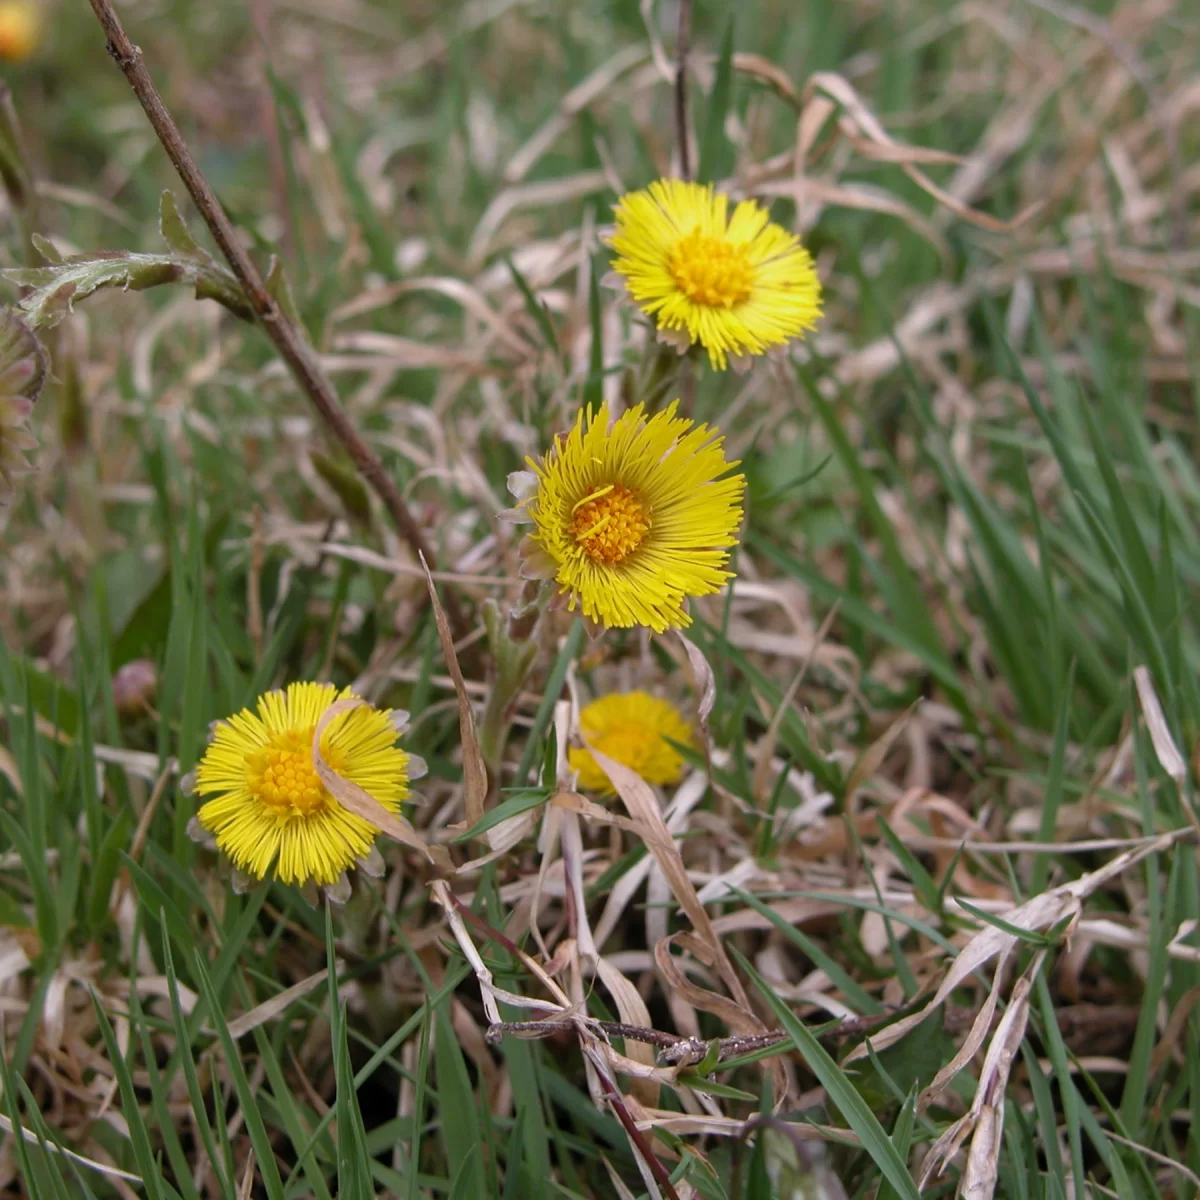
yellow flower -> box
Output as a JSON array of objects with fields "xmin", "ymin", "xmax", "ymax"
[
  {"xmin": 569, "ymin": 691, "xmax": 692, "ymax": 792},
  {"xmin": 191, "ymin": 682, "xmax": 421, "ymax": 895},
  {"xmin": 608, "ymin": 179, "xmax": 822, "ymax": 370},
  {"xmin": 0, "ymin": 2, "xmax": 38, "ymax": 62},
  {"xmin": 508, "ymin": 401, "xmax": 745, "ymax": 633}
]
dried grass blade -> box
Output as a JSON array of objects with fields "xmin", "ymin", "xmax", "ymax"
[
  {"xmin": 579, "ymin": 1028, "xmax": 679, "ymax": 1200},
  {"xmin": 419, "ymin": 553, "xmax": 487, "ymax": 829},
  {"xmin": 751, "ymin": 601, "xmax": 840, "ymax": 803},
  {"xmin": 919, "ymin": 952, "xmax": 1046, "ymax": 1198},
  {"xmin": 653, "ymin": 934, "xmax": 768, "ymax": 1040},
  {"xmin": 1133, "ymin": 665, "xmax": 1187, "ymax": 785},
  {"xmin": 0, "ymin": 1114, "xmax": 143, "ymax": 1185},
  {"xmin": 676, "ymin": 631, "xmax": 716, "ymax": 731},
  {"xmin": 311, "ymin": 698, "xmax": 439, "ymax": 865},
  {"xmin": 225, "ymin": 970, "xmax": 330, "ymax": 1040},
  {"xmin": 595, "ymin": 956, "xmax": 659, "ymax": 1104},
  {"xmin": 847, "ymin": 828, "xmax": 1188, "ymax": 1063},
  {"xmin": 585, "ymin": 742, "xmax": 745, "ymax": 1004}
]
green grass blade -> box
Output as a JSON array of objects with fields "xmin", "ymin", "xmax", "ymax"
[
  {"xmin": 191, "ymin": 950, "xmax": 288, "ymax": 1200},
  {"xmin": 697, "ymin": 18, "xmax": 735, "ymax": 184},
  {"xmin": 88, "ymin": 991, "xmax": 171, "ymax": 1200},
  {"xmin": 734, "ymin": 948, "xmax": 921, "ymax": 1200}
]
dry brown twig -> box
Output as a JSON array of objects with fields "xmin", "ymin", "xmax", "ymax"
[
  {"xmin": 83, "ymin": 0, "xmax": 470, "ymax": 640},
  {"xmin": 673, "ymin": 0, "xmax": 692, "ymax": 181}
]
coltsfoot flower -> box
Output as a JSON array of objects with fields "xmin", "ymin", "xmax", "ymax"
[
  {"xmin": 507, "ymin": 401, "xmax": 745, "ymax": 633},
  {"xmin": 0, "ymin": 1, "xmax": 38, "ymax": 62},
  {"xmin": 189, "ymin": 682, "xmax": 423, "ymax": 898},
  {"xmin": 0, "ymin": 310, "xmax": 45, "ymax": 501},
  {"xmin": 608, "ymin": 179, "xmax": 822, "ymax": 370},
  {"xmin": 569, "ymin": 691, "xmax": 693, "ymax": 792}
]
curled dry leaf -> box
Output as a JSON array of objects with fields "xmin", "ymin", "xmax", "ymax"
[
  {"xmin": 751, "ymin": 601, "xmax": 841, "ymax": 805},
  {"xmin": 918, "ymin": 951, "xmax": 1046, "ymax": 1200},
  {"xmin": 846, "ymin": 827, "xmax": 1189, "ymax": 1065},
  {"xmin": 310, "ymin": 696, "xmax": 446, "ymax": 869},
  {"xmin": 419, "ymin": 553, "xmax": 488, "ymax": 830},
  {"xmin": 431, "ymin": 880, "xmax": 542, "ymax": 1027},
  {"xmin": 224, "ymin": 970, "xmax": 329, "ymax": 1040},
  {"xmin": 596, "ymin": 956, "xmax": 659, "ymax": 1105},
  {"xmin": 842, "ymin": 702, "xmax": 917, "ymax": 806},
  {"xmin": 675, "ymin": 631, "xmax": 716, "ymax": 732},
  {"xmin": 653, "ymin": 933, "xmax": 767, "ymax": 1040},
  {"xmin": 552, "ymin": 788, "xmax": 652, "ymax": 836},
  {"xmin": 1134, "ymin": 665, "xmax": 1188, "ymax": 786},
  {"xmin": 654, "ymin": 931, "xmax": 788, "ymax": 1102},
  {"xmin": 585, "ymin": 741, "xmax": 746, "ymax": 1005},
  {"xmin": 0, "ymin": 1113, "xmax": 144, "ymax": 1187},
  {"xmin": 802, "ymin": 71, "xmax": 1042, "ymax": 233}
]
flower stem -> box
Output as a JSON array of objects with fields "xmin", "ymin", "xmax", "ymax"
[
  {"xmin": 638, "ymin": 337, "xmax": 683, "ymax": 413},
  {"xmin": 479, "ymin": 581, "xmax": 547, "ymax": 793}
]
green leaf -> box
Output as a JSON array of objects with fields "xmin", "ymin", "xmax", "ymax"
[
  {"xmin": 192, "ymin": 949, "xmax": 288, "ymax": 1200},
  {"xmin": 851, "ymin": 1011, "xmax": 954, "ymax": 1108},
  {"xmin": 0, "ymin": 887, "xmax": 31, "ymax": 927},
  {"xmin": 729, "ymin": 887, "xmax": 882, "ymax": 1015},
  {"xmin": 0, "ymin": 810, "xmax": 57, "ymax": 952},
  {"xmin": 159, "ymin": 190, "xmax": 207, "ymax": 260},
  {"xmin": 328, "ymin": 908, "xmax": 374, "ymax": 1200},
  {"xmin": 1031, "ymin": 662, "xmax": 1074, "ymax": 894},
  {"xmin": 697, "ymin": 18, "xmax": 735, "ymax": 183},
  {"xmin": 507, "ymin": 256, "xmax": 561, "ymax": 362},
  {"xmin": 876, "ymin": 815, "xmax": 941, "ymax": 915},
  {"xmin": 161, "ymin": 928, "xmax": 233, "ymax": 1197},
  {"xmin": 436, "ymin": 999, "xmax": 483, "ymax": 1180},
  {"xmin": 89, "ymin": 992, "xmax": 171, "ymax": 1200},
  {"xmin": 130, "ymin": 993, "xmax": 203, "ymax": 1200},
  {"xmin": 954, "ymin": 898, "xmax": 1057, "ymax": 947},
  {"xmin": 515, "ymin": 619, "xmax": 583, "ymax": 784},
  {"xmin": 5, "ymin": 248, "xmax": 253, "ymax": 329},
  {"xmin": 87, "ymin": 809, "xmax": 131, "ymax": 932},
  {"xmin": 584, "ymin": 255, "xmax": 603, "ymax": 407},
  {"xmin": 876, "ymin": 1092, "xmax": 918, "ymax": 1200},
  {"xmin": 265, "ymin": 254, "xmax": 305, "ymax": 330},
  {"xmin": 675, "ymin": 1073, "xmax": 757, "ymax": 1102},
  {"xmin": 735, "ymin": 948, "xmax": 921, "ymax": 1200},
  {"xmin": 448, "ymin": 1148, "xmax": 485, "ymax": 1199},
  {"xmin": 451, "ymin": 789, "xmax": 549, "ymax": 842},
  {"xmin": 123, "ymin": 854, "xmax": 193, "ymax": 950}
]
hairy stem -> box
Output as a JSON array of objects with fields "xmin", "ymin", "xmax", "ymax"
[{"xmin": 84, "ymin": 0, "xmax": 469, "ymax": 640}]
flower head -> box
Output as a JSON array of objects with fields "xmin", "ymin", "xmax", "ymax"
[
  {"xmin": 569, "ymin": 691, "xmax": 692, "ymax": 792},
  {"xmin": 193, "ymin": 682, "xmax": 420, "ymax": 892},
  {"xmin": 510, "ymin": 401, "xmax": 745, "ymax": 632},
  {"xmin": 0, "ymin": 2, "xmax": 38, "ymax": 62},
  {"xmin": 609, "ymin": 179, "xmax": 822, "ymax": 370},
  {"xmin": 0, "ymin": 310, "xmax": 45, "ymax": 501}
]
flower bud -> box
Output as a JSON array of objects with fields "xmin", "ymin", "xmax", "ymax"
[
  {"xmin": 0, "ymin": 2, "xmax": 38, "ymax": 63},
  {"xmin": 112, "ymin": 659, "xmax": 157, "ymax": 716}
]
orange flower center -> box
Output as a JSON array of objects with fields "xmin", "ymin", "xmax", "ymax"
[
  {"xmin": 246, "ymin": 726, "xmax": 342, "ymax": 816},
  {"xmin": 570, "ymin": 484, "xmax": 650, "ymax": 565},
  {"xmin": 667, "ymin": 230, "xmax": 753, "ymax": 308}
]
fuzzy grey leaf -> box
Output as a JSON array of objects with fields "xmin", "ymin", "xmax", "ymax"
[
  {"xmin": 3, "ymin": 250, "xmax": 253, "ymax": 329},
  {"xmin": 265, "ymin": 255, "xmax": 304, "ymax": 331},
  {"xmin": 30, "ymin": 233, "xmax": 64, "ymax": 264},
  {"xmin": 159, "ymin": 190, "xmax": 207, "ymax": 261}
]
